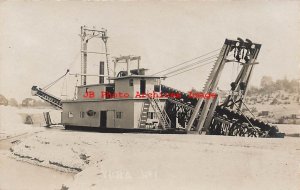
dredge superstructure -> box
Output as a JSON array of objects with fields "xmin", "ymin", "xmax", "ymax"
[{"xmin": 32, "ymin": 26, "xmax": 284, "ymax": 137}]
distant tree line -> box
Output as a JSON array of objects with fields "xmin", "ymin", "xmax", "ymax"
[
  {"xmin": 248, "ymin": 76, "xmax": 299, "ymax": 95},
  {"xmin": 0, "ymin": 94, "xmax": 51, "ymax": 107}
]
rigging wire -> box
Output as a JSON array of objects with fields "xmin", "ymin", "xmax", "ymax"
[
  {"xmin": 60, "ymin": 76, "xmax": 68, "ymax": 99},
  {"xmin": 231, "ymin": 62, "xmax": 235, "ymax": 82},
  {"xmin": 151, "ymin": 48, "xmax": 221, "ymax": 76},
  {"xmin": 167, "ymin": 60, "xmax": 216, "ymax": 78},
  {"xmin": 42, "ymin": 69, "xmax": 70, "ymax": 91},
  {"xmin": 73, "ymin": 77, "xmax": 79, "ymax": 100},
  {"xmin": 41, "ymin": 51, "xmax": 78, "ymax": 92},
  {"xmin": 41, "ymin": 47, "xmax": 221, "ymax": 92},
  {"xmin": 163, "ymin": 55, "xmax": 218, "ymax": 76},
  {"xmin": 68, "ymin": 50, "xmax": 81, "ymax": 71},
  {"xmin": 60, "ymin": 77, "xmax": 66, "ymax": 97},
  {"xmin": 241, "ymin": 100, "xmax": 256, "ymax": 118}
]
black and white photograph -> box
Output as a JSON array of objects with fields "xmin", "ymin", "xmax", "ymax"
[{"xmin": 0, "ymin": 1, "xmax": 299, "ymax": 190}]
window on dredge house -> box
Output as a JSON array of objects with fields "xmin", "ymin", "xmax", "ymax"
[
  {"xmin": 68, "ymin": 112, "xmax": 74, "ymax": 118},
  {"xmin": 116, "ymin": 112, "xmax": 122, "ymax": 119},
  {"xmin": 140, "ymin": 79, "xmax": 146, "ymax": 94},
  {"xmin": 129, "ymin": 79, "xmax": 133, "ymax": 86},
  {"xmin": 147, "ymin": 112, "xmax": 156, "ymax": 119},
  {"xmin": 154, "ymin": 79, "xmax": 160, "ymax": 92},
  {"xmin": 80, "ymin": 112, "xmax": 85, "ymax": 118}
]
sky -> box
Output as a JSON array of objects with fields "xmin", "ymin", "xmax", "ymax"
[{"xmin": 0, "ymin": 1, "xmax": 299, "ymax": 102}]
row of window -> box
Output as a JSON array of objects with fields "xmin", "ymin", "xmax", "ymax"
[
  {"xmin": 128, "ymin": 79, "xmax": 160, "ymax": 92},
  {"xmin": 68, "ymin": 111, "xmax": 156, "ymax": 120},
  {"xmin": 68, "ymin": 111, "xmax": 123, "ymax": 119}
]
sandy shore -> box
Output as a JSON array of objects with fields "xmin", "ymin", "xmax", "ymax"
[
  {"xmin": 9, "ymin": 129, "xmax": 300, "ymax": 190},
  {"xmin": 0, "ymin": 131, "xmax": 74, "ymax": 190},
  {"xmin": 1, "ymin": 106, "xmax": 300, "ymax": 190}
]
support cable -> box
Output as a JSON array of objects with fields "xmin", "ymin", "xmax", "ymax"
[
  {"xmin": 167, "ymin": 60, "xmax": 216, "ymax": 78},
  {"xmin": 42, "ymin": 69, "xmax": 70, "ymax": 91},
  {"xmin": 151, "ymin": 48, "xmax": 221, "ymax": 76},
  {"xmin": 163, "ymin": 55, "xmax": 218, "ymax": 76},
  {"xmin": 232, "ymin": 101, "xmax": 255, "ymax": 128},
  {"xmin": 240, "ymin": 100, "xmax": 256, "ymax": 118}
]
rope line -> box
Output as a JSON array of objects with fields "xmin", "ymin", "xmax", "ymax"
[
  {"xmin": 167, "ymin": 60, "xmax": 215, "ymax": 78},
  {"xmin": 42, "ymin": 70, "xmax": 70, "ymax": 91},
  {"xmin": 163, "ymin": 55, "xmax": 218, "ymax": 76},
  {"xmin": 151, "ymin": 48, "xmax": 221, "ymax": 76}
]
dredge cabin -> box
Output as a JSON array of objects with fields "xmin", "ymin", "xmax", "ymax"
[{"xmin": 61, "ymin": 56, "xmax": 170, "ymax": 130}]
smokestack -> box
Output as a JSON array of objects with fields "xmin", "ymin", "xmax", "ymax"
[
  {"xmin": 82, "ymin": 41, "xmax": 88, "ymax": 85},
  {"xmin": 99, "ymin": 61, "xmax": 104, "ymax": 84}
]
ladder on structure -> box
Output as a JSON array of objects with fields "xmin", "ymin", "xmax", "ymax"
[
  {"xmin": 147, "ymin": 96, "xmax": 171, "ymax": 130},
  {"xmin": 139, "ymin": 102, "xmax": 151, "ymax": 128}
]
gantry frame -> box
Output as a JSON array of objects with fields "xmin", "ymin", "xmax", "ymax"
[
  {"xmin": 80, "ymin": 26, "xmax": 109, "ymax": 85},
  {"xmin": 186, "ymin": 38, "xmax": 262, "ymax": 134}
]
